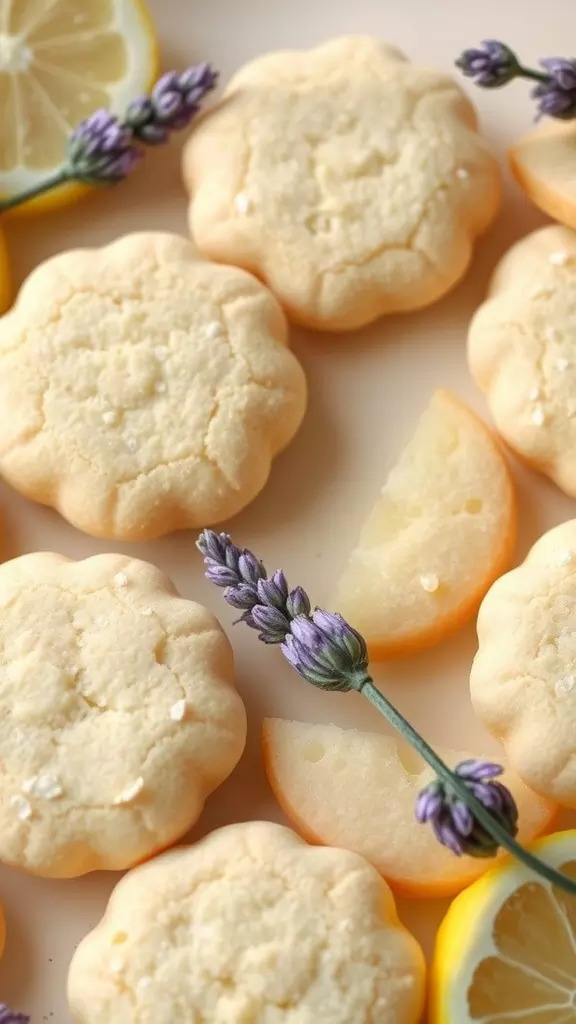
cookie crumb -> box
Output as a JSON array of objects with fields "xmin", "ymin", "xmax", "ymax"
[
  {"xmin": 206, "ymin": 321, "xmax": 223, "ymax": 339},
  {"xmin": 170, "ymin": 699, "xmax": 187, "ymax": 722},
  {"xmin": 531, "ymin": 406, "xmax": 545, "ymax": 426},
  {"xmin": 109, "ymin": 956, "xmax": 124, "ymax": 974},
  {"xmin": 455, "ymin": 167, "xmax": 469, "ymax": 180},
  {"xmin": 554, "ymin": 549, "xmax": 574, "ymax": 566},
  {"xmin": 140, "ymin": 607, "xmax": 153, "ymax": 617},
  {"xmin": 419, "ymin": 573, "xmax": 439, "ymax": 593},
  {"xmin": 555, "ymin": 676, "xmax": 575, "ymax": 696},
  {"xmin": 549, "ymin": 250, "xmax": 569, "ymax": 266},
  {"xmin": 526, "ymin": 386, "xmax": 541, "ymax": 401},
  {"xmin": 113, "ymin": 778, "xmax": 144, "ymax": 805},
  {"xmin": 23, "ymin": 774, "xmax": 64, "ymax": 800},
  {"xmin": 102, "ymin": 410, "xmax": 118, "ymax": 426},
  {"xmin": 155, "ymin": 380, "xmax": 167, "ymax": 394},
  {"xmin": 556, "ymin": 357, "xmax": 570, "ymax": 372},
  {"xmin": 113, "ymin": 572, "xmax": 128, "ymax": 588},
  {"xmin": 234, "ymin": 192, "xmax": 253, "ymax": 215},
  {"xmin": 10, "ymin": 794, "xmax": 32, "ymax": 820}
]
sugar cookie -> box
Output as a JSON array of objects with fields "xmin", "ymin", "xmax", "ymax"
[
  {"xmin": 184, "ymin": 36, "xmax": 501, "ymax": 332},
  {"xmin": 333, "ymin": 390, "xmax": 516, "ymax": 657},
  {"xmin": 67, "ymin": 821, "xmax": 426, "ymax": 1024},
  {"xmin": 471, "ymin": 519, "xmax": 576, "ymax": 808},
  {"xmin": 510, "ymin": 122, "xmax": 576, "ymax": 229},
  {"xmin": 0, "ymin": 552, "xmax": 246, "ymax": 877},
  {"xmin": 469, "ymin": 225, "xmax": 576, "ymax": 496},
  {"xmin": 0, "ymin": 232, "xmax": 306, "ymax": 540}
]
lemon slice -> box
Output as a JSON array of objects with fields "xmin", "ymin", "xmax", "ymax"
[
  {"xmin": 333, "ymin": 390, "xmax": 517, "ymax": 658},
  {"xmin": 0, "ymin": 228, "xmax": 11, "ymax": 312},
  {"xmin": 0, "ymin": 0, "xmax": 159, "ymax": 214},
  {"xmin": 430, "ymin": 830, "xmax": 576, "ymax": 1022},
  {"xmin": 263, "ymin": 718, "xmax": 556, "ymax": 899}
]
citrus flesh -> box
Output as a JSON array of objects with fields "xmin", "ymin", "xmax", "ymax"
[{"xmin": 431, "ymin": 831, "xmax": 576, "ymax": 1022}]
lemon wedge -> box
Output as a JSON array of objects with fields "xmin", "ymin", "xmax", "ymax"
[
  {"xmin": 0, "ymin": 0, "xmax": 159, "ymax": 214},
  {"xmin": 333, "ymin": 390, "xmax": 517, "ymax": 658},
  {"xmin": 263, "ymin": 718, "xmax": 556, "ymax": 900},
  {"xmin": 0, "ymin": 229, "xmax": 11, "ymax": 312},
  {"xmin": 430, "ymin": 830, "xmax": 576, "ymax": 1022}
]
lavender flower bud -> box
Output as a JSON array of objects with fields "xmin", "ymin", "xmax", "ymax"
[
  {"xmin": 532, "ymin": 59, "xmax": 576, "ymax": 120},
  {"xmin": 281, "ymin": 611, "xmax": 368, "ymax": 692},
  {"xmin": 256, "ymin": 571, "xmax": 289, "ymax": 610},
  {"xmin": 66, "ymin": 111, "xmax": 142, "ymax": 184},
  {"xmin": 126, "ymin": 62, "xmax": 218, "ymax": 144},
  {"xmin": 250, "ymin": 604, "xmax": 292, "ymax": 644},
  {"xmin": 238, "ymin": 551, "xmax": 266, "ymax": 585},
  {"xmin": 416, "ymin": 760, "xmax": 519, "ymax": 858},
  {"xmin": 456, "ymin": 40, "xmax": 519, "ymax": 87},
  {"xmin": 286, "ymin": 586, "xmax": 311, "ymax": 618},
  {"xmin": 0, "ymin": 1006, "xmax": 29, "ymax": 1024}
]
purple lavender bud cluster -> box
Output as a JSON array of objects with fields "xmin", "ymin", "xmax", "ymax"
[
  {"xmin": 66, "ymin": 110, "xmax": 142, "ymax": 184},
  {"xmin": 197, "ymin": 530, "xmax": 367, "ymax": 688},
  {"xmin": 532, "ymin": 58, "xmax": 576, "ymax": 120},
  {"xmin": 64, "ymin": 63, "xmax": 217, "ymax": 186},
  {"xmin": 456, "ymin": 40, "xmax": 519, "ymax": 87},
  {"xmin": 282, "ymin": 610, "xmax": 368, "ymax": 692},
  {"xmin": 0, "ymin": 1005, "xmax": 30, "ymax": 1024},
  {"xmin": 126, "ymin": 64, "xmax": 218, "ymax": 144},
  {"xmin": 415, "ymin": 760, "xmax": 519, "ymax": 857}
]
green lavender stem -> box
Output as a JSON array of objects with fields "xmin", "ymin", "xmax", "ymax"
[
  {"xmin": 359, "ymin": 676, "xmax": 576, "ymax": 895},
  {"xmin": 0, "ymin": 167, "xmax": 73, "ymax": 213}
]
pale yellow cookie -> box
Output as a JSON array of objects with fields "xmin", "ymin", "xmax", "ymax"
[
  {"xmin": 469, "ymin": 225, "xmax": 576, "ymax": 496},
  {"xmin": 333, "ymin": 390, "xmax": 516, "ymax": 657},
  {"xmin": 0, "ymin": 551, "xmax": 246, "ymax": 877},
  {"xmin": 471, "ymin": 519, "xmax": 576, "ymax": 808},
  {"xmin": 184, "ymin": 36, "xmax": 501, "ymax": 332},
  {"xmin": 509, "ymin": 121, "xmax": 576, "ymax": 229},
  {"xmin": 67, "ymin": 821, "xmax": 426, "ymax": 1024},
  {"xmin": 0, "ymin": 232, "xmax": 306, "ymax": 540}
]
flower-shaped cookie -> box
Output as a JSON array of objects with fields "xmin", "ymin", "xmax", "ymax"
[
  {"xmin": 0, "ymin": 552, "xmax": 246, "ymax": 877},
  {"xmin": 471, "ymin": 519, "xmax": 576, "ymax": 807},
  {"xmin": 184, "ymin": 36, "xmax": 501, "ymax": 331},
  {"xmin": 469, "ymin": 225, "xmax": 576, "ymax": 496},
  {"xmin": 0, "ymin": 232, "xmax": 306, "ymax": 539},
  {"xmin": 68, "ymin": 822, "xmax": 426, "ymax": 1023}
]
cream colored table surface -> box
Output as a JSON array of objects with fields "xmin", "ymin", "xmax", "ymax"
[{"xmin": 3, "ymin": 0, "xmax": 576, "ymax": 1020}]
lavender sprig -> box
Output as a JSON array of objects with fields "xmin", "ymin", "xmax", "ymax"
[
  {"xmin": 416, "ymin": 760, "xmax": 518, "ymax": 857},
  {"xmin": 0, "ymin": 62, "xmax": 218, "ymax": 214},
  {"xmin": 0, "ymin": 1004, "xmax": 29, "ymax": 1023},
  {"xmin": 456, "ymin": 40, "xmax": 576, "ymax": 120},
  {"xmin": 197, "ymin": 529, "xmax": 576, "ymax": 896}
]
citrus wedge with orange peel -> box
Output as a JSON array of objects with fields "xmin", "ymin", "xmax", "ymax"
[
  {"xmin": 332, "ymin": 390, "xmax": 517, "ymax": 658},
  {"xmin": 0, "ymin": 0, "xmax": 159, "ymax": 215},
  {"xmin": 262, "ymin": 718, "xmax": 556, "ymax": 899},
  {"xmin": 430, "ymin": 830, "xmax": 576, "ymax": 1022},
  {"xmin": 0, "ymin": 229, "xmax": 11, "ymax": 313}
]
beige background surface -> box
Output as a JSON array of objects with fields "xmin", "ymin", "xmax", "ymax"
[{"xmin": 2, "ymin": 0, "xmax": 576, "ymax": 1020}]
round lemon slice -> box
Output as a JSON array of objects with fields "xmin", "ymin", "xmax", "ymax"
[
  {"xmin": 430, "ymin": 830, "xmax": 576, "ymax": 1023},
  {"xmin": 0, "ymin": 0, "xmax": 159, "ymax": 214}
]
